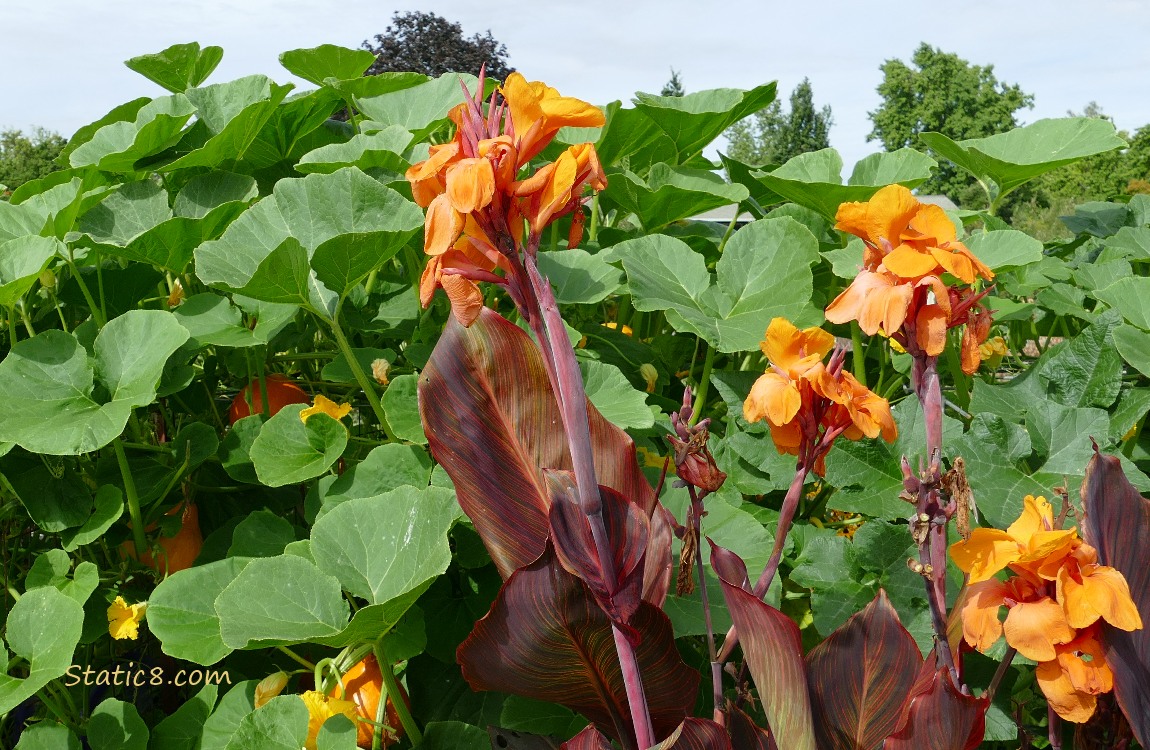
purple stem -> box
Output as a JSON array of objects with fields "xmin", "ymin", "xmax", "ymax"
[
  {"xmin": 689, "ymin": 486, "xmax": 722, "ymax": 721},
  {"xmin": 523, "ymin": 254, "xmax": 656, "ymax": 749}
]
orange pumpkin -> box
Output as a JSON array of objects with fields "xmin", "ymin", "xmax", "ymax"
[
  {"xmin": 229, "ymin": 374, "xmax": 311, "ymax": 423},
  {"xmin": 124, "ymin": 502, "xmax": 203, "ymax": 575},
  {"xmin": 327, "ymin": 654, "xmax": 407, "ymax": 748}
]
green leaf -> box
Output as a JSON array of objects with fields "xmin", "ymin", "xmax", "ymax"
[
  {"xmin": 847, "ymin": 148, "xmax": 937, "ymax": 187},
  {"xmin": 195, "ymin": 168, "xmax": 420, "ymax": 304},
  {"xmin": 1095, "ymin": 276, "xmax": 1150, "ymax": 330},
  {"xmin": 14, "ymin": 723, "xmax": 81, "ymax": 750},
  {"xmin": 215, "ymin": 555, "xmax": 350, "ymax": 648},
  {"xmin": 219, "ymin": 415, "xmax": 264, "ymax": 484},
  {"xmin": 620, "ymin": 217, "xmax": 819, "ymax": 352},
  {"xmin": 0, "ymin": 310, "xmax": 190, "ymax": 455},
  {"xmin": 382, "ymin": 374, "xmax": 427, "ymax": 444},
  {"xmin": 200, "ymin": 681, "xmax": 258, "ymax": 750},
  {"xmin": 249, "ymin": 405, "xmax": 347, "ymax": 487},
  {"xmin": 354, "ymin": 73, "xmax": 480, "ymax": 141},
  {"xmin": 279, "ymin": 45, "xmax": 376, "ymax": 85},
  {"xmin": 0, "ymin": 587, "xmax": 84, "ymax": 714},
  {"xmin": 173, "ymin": 294, "xmax": 260, "ymax": 348},
  {"xmin": 964, "ymin": 229, "xmax": 1043, "ymax": 270},
  {"xmin": 311, "ymin": 486, "xmax": 457, "ymax": 607},
  {"xmin": 319, "ymin": 444, "xmax": 432, "ymax": 512},
  {"xmin": 1106, "ymin": 226, "xmax": 1150, "ymax": 260},
  {"xmin": 222, "ymin": 695, "xmax": 309, "ymax": 750},
  {"xmin": 148, "ymin": 558, "xmax": 251, "ymax": 665},
  {"xmin": 89, "ymin": 698, "xmax": 149, "ymax": 750},
  {"xmin": 1038, "ymin": 311, "xmax": 1123, "ymax": 408},
  {"xmin": 316, "ymin": 715, "xmax": 358, "ymax": 750},
  {"xmin": 421, "ymin": 722, "xmax": 491, "ymax": 750},
  {"xmin": 79, "ymin": 180, "xmax": 173, "ymax": 246},
  {"xmin": 1114, "ymin": 324, "xmax": 1150, "ymax": 377},
  {"xmin": 536, "ymin": 248, "xmax": 623, "ymax": 305},
  {"xmin": 579, "ymin": 360, "xmax": 653, "ymax": 430},
  {"xmin": 297, "ymin": 127, "xmax": 414, "ymax": 175},
  {"xmin": 69, "ymin": 94, "xmax": 197, "ymax": 172},
  {"xmin": 125, "ymin": 42, "xmax": 223, "ymax": 92},
  {"xmin": 5, "ymin": 457, "xmax": 93, "ymax": 532},
  {"xmin": 228, "ymin": 510, "xmax": 296, "ymax": 558},
  {"xmin": 150, "ymin": 684, "xmax": 219, "ymax": 750},
  {"xmin": 0, "ymin": 236, "xmax": 63, "ymax": 308},
  {"xmin": 174, "ymin": 172, "xmax": 258, "ymax": 218},
  {"xmin": 823, "ymin": 399, "xmax": 963, "ymax": 519},
  {"xmin": 60, "ymin": 485, "xmax": 124, "ymax": 551},
  {"xmin": 920, "ymin": 118, "xmax": 1127, "ymax": 201},
  {"xmin": 601, "ymin": 163, "xmax": 747, "ymax": 229}
]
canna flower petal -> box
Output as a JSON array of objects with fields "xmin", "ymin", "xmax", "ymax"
[
  {"xmin": 1058, "ymin": 563, "xmax": 1143, "ymax": 631},
  {"xmin": 957, "ymin": 578, "xmax": 1009, "ymax": 653},
  {"xmin": 445, "ymin": 157, "xmax": 496, "ymax": 213},
  {"xmin": 1003, "ymin": 596, "xmax": 1075, "ymax": 661},
  {"xmin": 836, "ymin": 370, "xmax": 897, "ymax": 442},
  {"xmin": 761, "ymin": 317, "xmax": 834, "ymax": 379},
  {"xmin": 929, "ymin": 246, "xmax": 975, "ymax": 285},
  {"xmin": 1007, "ymin": 495, "xmax": 1054, "ymax": 545},
  {"xmin": 744, "ymin": 371, "xmax": 801, "ymax": 426},
  {"xmin": 406, "ymin": 142, "xmax": 460, "ymax": 208},
  {"xmin": 1056, "ymin": 627, "xmax": 1114, "ymax": 696},
  {"xmin": 768, "ymin": 420, "xmax": 802, "ymax": 455},
  {"xmin": 440, "ymin": 272, "xmax": 485, "ymax": 327},
  {"xmin": 950, "ymin": 528, "xmax": 1020, "ymax": 583},
  {"xmin": 835, "ymin": 184, "xmax": 919, "ymax": 253},
  {"xmin": 883, "ymin": 243, "xmax": 940, "ymax": 279},
  {"xmin": 300, "ymin": 394, "xmax": 352, "ymax": 424},
  {"xmin": 1036, "ymin": 660, "xmax": 1097, "ymax": 723},
  {"xmin": 502, "ymin": 72, "xmax": 605, "ymax": 163},
  {"xmin": 825, "ymin": 270, "xmax": 913, "ymax": 336},
  {"xmin": 915, "ymin": 303, "xmax": 948, "ymax": 356},
  {"xmin": 108, "ymin": 596, "xmax": 147, "ymax": 640},
  {"xmin": 904, "ymin": 203, "xmax": 958, "ymax": 245},
  {"xmin": 423, "ymin": 193, "xmax": 464, "ymax": 256}
]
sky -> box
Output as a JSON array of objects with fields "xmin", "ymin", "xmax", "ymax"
[{"xmin": 2, "ymin": 0, "xmax": 1149, "ymax": 170}]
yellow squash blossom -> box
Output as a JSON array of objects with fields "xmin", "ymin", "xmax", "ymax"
[
  {"xmin": 301, "ymin": 690, "xmax": 359, "ymax": 750},
  {"xmin": 300, "ymin": 395, "xmax": 352, "ymax": 424},
  {"xmin": 108, "ymin": 596, "xmax": 147, "ymax": 640},
  {"xmin": 254, "ymin": 671, "xmax": 289, "ymax": 709}
]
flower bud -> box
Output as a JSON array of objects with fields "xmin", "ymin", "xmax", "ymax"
[
  {"xmin": 254, "ymin": 671, "xmax": 289, "ymax": 708},
  {"xmin": 371, "ymin": 358, "xmax": 391, "ymax": 386}
]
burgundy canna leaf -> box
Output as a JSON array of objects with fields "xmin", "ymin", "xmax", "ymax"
[
  {"xmin": 560, "ymin": 726, "xmax": 613, "ymax": 750},
  {"xmin": 457, "ymin": 546, "xmax": 698, "ymax": 749},
  {"xmin": 1081, "ymin": 449, "xmax": 1150, "ymax": 747},
  {"xmin": 419, "ymin": 308, "xmax": 660, "ymax": 581},
  {"xmin": 643, "ymin": 503, "xmax": 676, "ymax": 608},
  {"xmin": 647, "ymin": 718, "xmax": 733, "ymax": 749},
  {"xmin": 546, "ymin": 471, "xmax": 648, "ymax": 629},
  {"xmin": 709, "ymin": 540, "xmax": 817, "ymax": 750},
  {"xmin": 883, "ymin": 664, "xmax": 986, "ymax": 750},
  {"xmin": 727, "ymin": 706, "xmax": 777, "ymax": 750},
  {"xmin": 806, "ymin": 590, "xmax": 921, "ymax": 750}
]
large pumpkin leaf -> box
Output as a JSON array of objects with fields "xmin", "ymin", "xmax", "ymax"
[
  {"xmin": 125, "ymin": 42, "xmax": 223, "ymax": 92},
  {"xmin": 600, "ymin": 164, "xmax": 748, "ymax": 230},
  {"xmin": 919, "ymin": 118, "xmax": 1126, "ymax": 203},
  {"xmin": 0, "ymin": 235, "xmax": 63, "ymax": 308},
  {"xmin": 457, "ymin": 548, "xmax": 698, "ymax": 749},
  {"xmin": 0, "ymin": 310, "xmax": 189, "ymax": 455},
  {"xmin": 418, "ymin": 308, "xmax": 655, "ymax": 579},
  {"xmin": 68, "ymin": 93, "xmax": 197, "ymax": 172},
  {"xmin": 353, "ymin": 73, "xmax": 479, "ymax": 141},
  {"xmin": 148, "ymin": 558, "xmax": 252, "ymax": 665},
  {"xmin": 618, "ymin": 217, "xmax": 819, "ymax": 353},
  {"xmin": 806, "ymin": 591, "xmax": 921, "ymax": 750},
  {"xmin": 709, "ymin": 541, "xmax": 816, "ymax": 750},
  {"xmin": 1080, "ymin": 451, "xmax": 1150, "ymax": 747},
  {"xmin": 0, "ymin": 587, "xmax": 85, "ymax": 714},
  {"xmin": 279, "ymin": 44, "xmax": 376, "ymax": 85}
]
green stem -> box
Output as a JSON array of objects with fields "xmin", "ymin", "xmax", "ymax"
[
  {"xmin": 327, "ymin": 306, "xmax": 396, "ymax": 441},
  {"xmin": 276, "ymin": 645, "xmax": 316, "ymax": 671},
  {"xmin": 851, "ymin": 322, "xmax": 867, "ymax": 387},
  {"xmin": 588, "ymin": 193, "xmax": 600, "ymax": 243},
  {"xmin": 690, "ymin": 342, "xmax": 716, "ymax": 425},
  {"xmin": 6, "ymin": 307, "xmax": 17, "ymax": 345},
  {"xmin": 18, "ymin": 301, "xmax": 36, "ymax": 337},
  {"xmin": 113, "ymin": 438, "xmax": 147, "ymax": 557},
  {"xmin": 64, "ymin": 251, "xmax": 106, "ymax": 327},
  {"xmin": 373, "ymin": 639, "xmax": 420, "ymax": 747}
]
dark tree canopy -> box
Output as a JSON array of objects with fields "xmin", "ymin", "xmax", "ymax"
[
  {"xmin": 725, "ymin": 78, "xmax": 832, "ymax": 166},
  {"xmin": 0, "ymin": 128, "xmax": 67, "ymax": 193},
  {"xmin": 661, "ymin": 69, "xmax": 685, "ymax": 97},
  {"xmin": 362, "ymin": 11, "xmax": 514, "ymax": 81},
  {"xmin": 868, "ymin": 43, "xmax": 1033, "ymax": 205}
]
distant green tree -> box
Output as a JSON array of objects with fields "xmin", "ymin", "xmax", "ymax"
[
  {"xmin": 724, "ymin": 78, "xmax": 832, "ymax": 165},
  {"xmin": 661, "ymin": 69, "xmax": 685, "ymax": 97},
  {"xmin": 362, "ymin": 11, "xmax": 513, "ymax": 80},
  {"xmin": 868, "ymin": 44, "xmax": 1033, "ymax": 206},
  {"xmin": 0, "ymin": 128, "xmax": 66, "ymax": 193}
]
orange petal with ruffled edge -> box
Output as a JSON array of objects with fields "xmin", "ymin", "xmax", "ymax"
[
  {"xmin": 957, "ymin": 579, "xmax": 1009, "ymax": 652},
  {"xmin": 962, "ymin": 247, "xmax": 995, "ymax": 281},
  {"xmin": 1007, "ymin": 495, "xmax": 1053, "ymax": 544},
  {"xmin": 1059, "ymin": 564, "xmax": 1143, "ymax": 630},
  {"xmin": 762, "ymin": 317, "xmax": 834, "ymax": 379},
  {"xmin": 1057, "ymin": 628, "xmax": 1114, "ymax": 695},
  {"xmin": 915, "ymin": 304, "xmax": 948, "ymax": 356},
  {"xmin": 1019, "ymin": 529, "xmax": 1078, "ymax": 565},
  {"xmin": 768, "ymin": 420, "xmax": 802, "ymax": 455},
  {"xmin": 827, "ymin": 272, "xmax": 913, "ymax": 337},
  {"xmin": 960, "ymin": 324, "xmax": 982, "ymax": 375},
  {"xmin": 950, "ymin": 528, "xmax": 1020, "ymax": 583},
  {"xmin": 1036, "ymin": 660, "xmax": 1097, "ymax": 723},
  {"xmin": 440, "ymin": 273, "xmax": 485, "ymax": 327},
  {"xmin": 929, "ymin": 246, "xmax": 976, "ymax": 285},
  {"xmin": 424, "ymin": 194, "xmax": 464, "ymax": 256},
  {"xmin": 744, "ymin": 371, "xmax": 801, "ymax": 427},
  {"xmin": 445, "ymin": 157, "xmax": 495, "ymax": 214},
  {"xmin": 906, "ymin": 204, "xmax": 959, "ymax": 244},
  {"xmin": 883, "ymin": 244, "xmax": 939, "ymax": 279},
  {"xmin": 859, "ymin": 184, "xmax": 919, "ymax": 249},
  {"xmin": 1003, "ymin": 597, "xmax": 1075, "ymax": 661}
]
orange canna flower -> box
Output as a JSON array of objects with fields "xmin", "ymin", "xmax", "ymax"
[
  {"xmin": 1035, "ymin": 627, "xmax": 1115, "ymax": 723},
  {"xmin": 949, "ymin": 495, "xmax": 1078, "ymax": 584},
  {"xmin": 1056, "ymin": 542, "xmax": 1143, "ymax": 631},
  {"xmin": 744, "ymin": 318, "xmax": 895, "ymax": 475},
  {"xmin": 501, "ymin": 72, "xmax": 606, "ymax": 164}
]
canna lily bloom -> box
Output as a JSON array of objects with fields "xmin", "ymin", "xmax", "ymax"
[
  {"xmin": 1035, "ymin": 627, "xmax": 1115, "ymax": 723},
  {"xmin": 301, "ymin": 691, "xmax": 359, "ymax": 750},
  {"xmin": 1056, "ymin": 542, "xmax": 1143, "ymax": 631},
  {"xmin": 300, "ymin": 395, "xmax": 352, "ymax": 424},
  {"xmin": 826, "ymin": 185, "xmax": 993, "ymax": 362},
  {"xmin": 744, "ymin": 318, "xmax": 896, "ymax": 475},
  {"xmin": 108, "ymin": 596, "xmax": 147, "ymax": 640},
  {"xmin": 502, "ymin": 72, "xmax": 606, "ymax": 164},
  {"xmin": 949, "ymin": 495, "xmax": 1078, "ymax": 584}
]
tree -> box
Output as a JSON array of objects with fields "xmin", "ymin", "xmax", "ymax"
[
  {"xmin": 661, "ymin": 69, "xmax": 685, "ymax": 97},
  {"xmin": 868, "ymin": 44, "xmax": 1033, "ymax": 205},
  {"xmin": 0, "ymin": 128, "xmax": 66, "ymax": 193},
  {"xmin": 362, "ymin": 11, "xmax": 513, "ymax": 81},
  {"xmin": 724, "ymin": 78, "xmax": 832, "ymax": 166}
]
